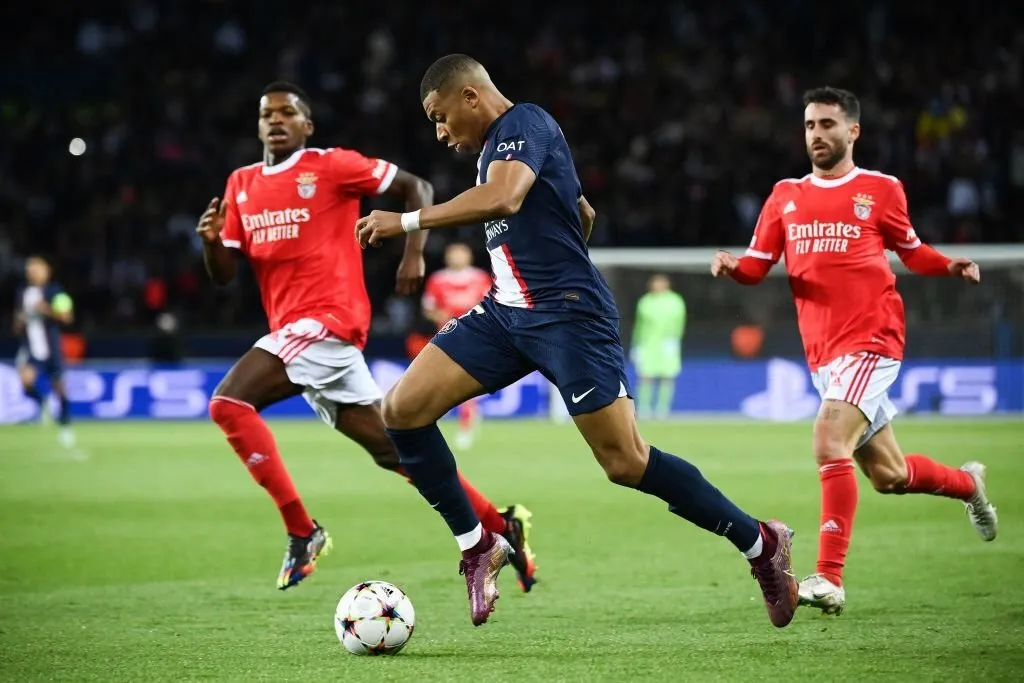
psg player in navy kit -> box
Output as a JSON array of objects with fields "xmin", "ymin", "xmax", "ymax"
[{"xmin": 356, "ymin": 54, "xmax": 798, "ymax": 628}]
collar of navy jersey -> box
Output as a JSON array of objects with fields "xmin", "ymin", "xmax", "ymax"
[{"xmin": 482, "ymin": 103, "xmax": 520, "ymax": 149}]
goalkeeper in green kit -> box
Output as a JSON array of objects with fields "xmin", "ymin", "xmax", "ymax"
[{"xmin": 631, "ymin": 274, "xmax": 686, "ymax": 419}]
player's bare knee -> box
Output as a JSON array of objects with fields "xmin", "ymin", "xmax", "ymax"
[
  {"xmin": 812, "ymin": 419, "xmax": 857, "ymax": 465},
  {"xmin": 380, "ymin": 389, "xmax": 400, "ymax": 428},
  {"xmin": 812, "ymin": 431, "xmax": 852, "ymax": 465},
  {"xmin": 211, "ymin": 376, "xmax": 239, "ymax": 404},
  {"xmin": 381, "ymin": 387, "xmax": 421, "ymax": 430}
]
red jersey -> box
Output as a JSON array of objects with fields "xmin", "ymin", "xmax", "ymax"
[
  {"xmin": 740, "ymin": 167, "xmax": 948, "ymax": 370},
  {"xmin": 422, "ymin": 267, "xmax": 493, "ymax": 325},
  {"xmin": 219, "ymin": 147, "xmax": 398, "ymax": 349}
]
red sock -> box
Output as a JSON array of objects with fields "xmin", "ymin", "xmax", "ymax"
[
  {"xmin": 904, "ymin": 454, "xmax": 976, "ymax": 500},
  {"xmin": 209, "ymin": 397, "xmax": 314, "ymax": 537},
  {"xmin": 394, "ymin": 465, "xmax": 506, "ymax": 535},
  {"xmin": 817, "ymin": 459, "xmax": 858, "ymax": 587},
  {"xmin": 457, "ymin": 472, "xmax": 506, "ymax": 534},
  {"xmin": 458, "ymin": 400, "xmax": 477, "ymax": 432}
]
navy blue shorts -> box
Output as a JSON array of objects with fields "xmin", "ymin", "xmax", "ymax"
[
  {"xmin": 15, "ymin": 346, "xmax": 64, "ymax": 379},
  {"xmin": 431, "ymin": 297, "xmax": 632, "ymax": 416}
]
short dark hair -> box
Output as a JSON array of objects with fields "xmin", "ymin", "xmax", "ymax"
[
  {"xmin": 261, "ymin": 81, "xmax": 312, "ymax": 115},
  {"xmin": 803, "ymin": 87, "xmax": 860, "ymax": 122},
  {"xmin": 420, "ymin": 54, "xmax": 482, "ymax": 102}
]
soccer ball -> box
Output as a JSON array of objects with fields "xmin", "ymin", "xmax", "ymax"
[{"xmin": 334, "ymin": 580, "xmax": 415, "ymax": 655}]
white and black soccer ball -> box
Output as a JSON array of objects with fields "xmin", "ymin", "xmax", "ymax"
[{"xmin": 334, "ymin": 580, "xmax": 415, "ymax": 655}]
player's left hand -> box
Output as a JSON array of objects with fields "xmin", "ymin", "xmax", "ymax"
[
  {"xmin": 395, "ymin": 254, "xmax": 425, "ymax": 295},
  {"xmin": 355, "ymin": 210, "xmax": 403, "ymax": 248},
  {"xmin": 947, "ymin": 257, "xmax": 981, "ymax": 284}
]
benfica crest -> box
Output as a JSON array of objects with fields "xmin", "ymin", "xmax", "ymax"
[
  {"xmin": 852, "ymin": 193, "xmax": 874, "ymax": 220},
  {"xmin": 296, "ymin": 172, "xmax": 318, "ymax": 199}
]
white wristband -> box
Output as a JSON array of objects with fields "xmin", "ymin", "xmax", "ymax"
[{"xmin": 400, "ymin": 210, "xmax": 422, "ymax": 233}]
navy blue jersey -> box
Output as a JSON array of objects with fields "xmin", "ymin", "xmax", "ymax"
[
  {"xmin": 16, "ymin": 283, "xmax": 66, "ymax": 363},
  {"xmin": 477, "ymin": 103, "xmax": 618, "ymax": 319}
]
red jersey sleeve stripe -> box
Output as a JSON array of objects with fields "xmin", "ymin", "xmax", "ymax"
[
  {"xmin": 375, "ymin": 163, "xmax": 398, "ymax": 195},
  {"xmin": 745, "ymin": 247, "xmax": 775, "ymax": 260}
]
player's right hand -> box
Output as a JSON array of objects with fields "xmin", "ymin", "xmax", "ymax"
[
  {"xmin": 947, "ymin": 257, "xmax": 981, "ymax": 284},
  {"xmin": 711, "ymin": 250, "xmax": 739, "ymax": 277},
  {"xmin": 197, "ymin": 197, "xmax": 228, "ymax": 244}
]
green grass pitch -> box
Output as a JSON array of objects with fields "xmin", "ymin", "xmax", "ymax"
[{"xmin": 1, "ymin": 418, "xmax": 1022, "ymax": 681}]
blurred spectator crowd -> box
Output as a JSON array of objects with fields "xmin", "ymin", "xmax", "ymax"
[{"xmin": 1, "ymin": 1, "xmax": 1022, "ymax": 335}]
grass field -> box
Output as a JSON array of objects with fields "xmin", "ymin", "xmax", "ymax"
[{"xmin": 1, "ymin": 418, "xmax": 1022, "ymax": 682}]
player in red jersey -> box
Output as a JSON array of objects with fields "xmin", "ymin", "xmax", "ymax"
[
  {"xmin": 712, "ymin": 87, "xmax": 997, "ymax": 615},
  {"xmin": 197, "ymin": 82, "xmax": 537, "ymax": 592},
  {"xmin": 422, "ymin": 243, "xmax": 493, "ymax": 450}
]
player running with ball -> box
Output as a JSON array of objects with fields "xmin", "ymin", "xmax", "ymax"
[
  {"xmin": 356, "ymin": 54, "xmax": 799, "ymax": 629},
  {"xmin": 198, "ymin": 81, "xmax": 536, "ymax": 592},
  {"xmin": 712, "ymin": 87, "xmax": 998, "ymax": 615}
]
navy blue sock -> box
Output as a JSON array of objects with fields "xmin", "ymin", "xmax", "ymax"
[
  {"xmin": 638, "ymin": 446, "xmax": 760, "ymax": 552},
  {"xmin": 24, "ymin": 385, "xmax": 42, "ymax": 404},
  {"xmin": 58, "ymin": 395, "xmax": 71, "ymax": 426},
  {"xmin": 386, "ymin": 424, "xmax": 479, "ymax": 536}
]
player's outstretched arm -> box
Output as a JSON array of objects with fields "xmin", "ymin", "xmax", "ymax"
[
  {"xmin": 384, "ymin": 169, "xmax": 434, "ymax": 295},
  {"xmin": 417, "ymin": 159, "xmax": 536, "ymax": 228},
  {"xmin": 579, "ymin": 195, "xmax": 596, "ymax": 243},
  {"xmin": 714, "ymin": 190, "xmax": 783, "ymax": 285},
  {"xmin": 355, "ymin": 160, "xmax": 536, "ymax": 248},
  {"xmin": 898, "ymin": 243, "xmax": 980, "ymax": 283},
  {"xmin": 197, "ymin": 198, "xmax": 238, "ymax": 285},
  {"xmin": 710, "ymin": 251, "xmax": 772, "ymax": 285},
  {"xmin": 881, "ymin": 181, "xmax": 980, "ymax": 284}
]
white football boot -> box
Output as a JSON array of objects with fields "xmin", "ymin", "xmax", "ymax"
[
  {"xmin": 960, "ymin": 462, "xmax": 997, "ymax": 542},
  {"xmin": 798, "ymin": 574, "xmax": 846, "ymax": 615}
]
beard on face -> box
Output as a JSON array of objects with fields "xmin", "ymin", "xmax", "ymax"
[{"xmin": 809, "ymin": 140, "xmax": 847, "ymax": 171}]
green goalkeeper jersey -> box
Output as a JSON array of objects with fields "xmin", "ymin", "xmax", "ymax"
[{"xmin": 631, "ymin": 290, "xmax": 686, "ymax": 377}]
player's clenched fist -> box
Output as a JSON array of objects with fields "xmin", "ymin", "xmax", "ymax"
[
  {"xmin": 197, "ymin": 197, "xmax": 228, "ymax": 244},
  {"xmin": 947, "ymin": 257, "xmax": 981, "ymax": 284},
  {"xmin": 711, "ymin": 250, "xmax": 739, "ymax": 277},
  {"xmin": 355, "ymin": 210, "xmax": 404, "ymax": 248}
]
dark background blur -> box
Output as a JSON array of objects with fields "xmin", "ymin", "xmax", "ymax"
[{"xmin": 1, "ymin": 1, "xmax": 1022, "ymax": 359}]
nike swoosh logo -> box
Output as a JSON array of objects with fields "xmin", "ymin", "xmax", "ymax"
[{"xmin": 571, "ymin": 387, "xmax": 596, "ymax": 403}]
